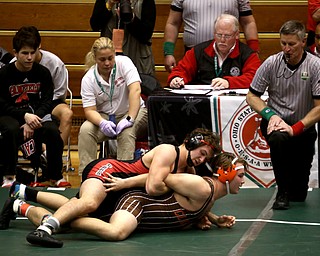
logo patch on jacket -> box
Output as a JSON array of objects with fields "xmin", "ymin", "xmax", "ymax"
[{"xmin": 230, "ymin": 67, "xmax": 240, "ymax": 76}]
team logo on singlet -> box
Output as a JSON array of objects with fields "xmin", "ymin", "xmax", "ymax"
[
  {"xmin": 230, "ymin": 67, "xmax": 241, "ymax": 77},
  {"xmin": 96, "ymin": 163, "xmax": 113, "ymax": 176},
  {"xmin": 229, "ymin": 104, "xmax": 272, "ymax": 172}
]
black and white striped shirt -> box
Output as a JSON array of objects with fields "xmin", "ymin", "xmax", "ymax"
[
  {"xmin": 250, "ymin": 51, "xmax": 320, "ymax": 124},
  {"xmin": 171, "ymin": 0, "xmax": 253, "ymax": 47}
]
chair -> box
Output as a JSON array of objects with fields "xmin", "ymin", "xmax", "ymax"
[{"xmin": 63, "ymin": 85, "xmax": 74, "ymax": 172}]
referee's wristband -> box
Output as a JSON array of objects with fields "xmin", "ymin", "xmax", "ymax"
[
  {"xmin": 260, "ymin": 107, "xmax": 276, "ymax": 121},
  {"xmin": 291, "ymin": 121, "xmax": 305, "ymax": 136},
  {"xmin": 163, "ymin": 42, "xmax": 175, "ymax": 56}
]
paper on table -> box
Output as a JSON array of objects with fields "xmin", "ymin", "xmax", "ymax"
[
  {"xmin": 170, "ymin": 89, "xmax": 212, "ymax": 95},
  {"xmin": 183, "ymin": 84, "xmax": 213, "ymax": 90}
]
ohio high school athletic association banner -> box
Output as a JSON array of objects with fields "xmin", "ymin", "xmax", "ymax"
[{"xmin": 209, "ymin": 91, "xmax": 318, "ymax": 188}]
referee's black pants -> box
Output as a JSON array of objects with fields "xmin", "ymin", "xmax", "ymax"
[{"xmin": 260, "ymin": 119, "xmax": 317, "ymax": 201}]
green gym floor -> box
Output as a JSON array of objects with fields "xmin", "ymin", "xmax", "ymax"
[{"xmin": 0, "ymin": 187, "xmax": 319, "ymax": 256}]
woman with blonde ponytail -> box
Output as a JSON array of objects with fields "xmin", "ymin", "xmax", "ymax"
[{"xmin": 78, "ymin": 37, "xmax": 148, "ymax": 175}]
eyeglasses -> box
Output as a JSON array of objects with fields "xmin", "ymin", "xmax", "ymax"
[
  {"xmin": 315, "ymin": 34, "xmax": 320, "ymax": 40},
  {"xmin": 215, "ymin": 33, "xmax": 235, "ymax": 40}
]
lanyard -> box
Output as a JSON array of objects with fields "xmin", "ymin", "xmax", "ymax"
[
  {"xmin": 214, "ymin": 56, "xmax": 222, "ymax": 77},
  {"xmin": 94, "ymin": 64, "xmax": 116, "ymax": 107}
]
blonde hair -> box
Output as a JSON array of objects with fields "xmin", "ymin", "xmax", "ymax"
[{"xmin": 84, "ymin": 37, "xmax": 115, "ymax": 71}]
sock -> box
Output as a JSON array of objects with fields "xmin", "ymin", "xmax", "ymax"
[
  {"xmin": 40, "ymin": 214, "xmax": 51, "ymax": 225},
  {"xmin": 13, "ymin": 199, "xmax": 34, "ymax": 217},
  {"xmin": 25, "ymin": 187, "xmax": 39, "ymax": 202},
  {"xmin": 37, "ymin": 216, "xmax": 60, "ymax": 235}
]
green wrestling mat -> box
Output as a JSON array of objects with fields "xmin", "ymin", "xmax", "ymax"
[{"xmin": 0, "ymin": 187, "xmax": 319, "ymax": 256}]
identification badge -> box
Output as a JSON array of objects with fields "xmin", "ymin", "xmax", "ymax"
[{"xmin": 112, "ymin": 29, "xmax": 124, "ymax": 53}]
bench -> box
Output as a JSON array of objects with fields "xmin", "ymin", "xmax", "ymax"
[{"xmin": 0, "ymin": 0, "xmax": 308, "ymax": 144}]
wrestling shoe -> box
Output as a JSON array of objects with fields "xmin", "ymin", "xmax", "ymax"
[
  {"xmin": 26, "ymin": 229, "xmax": 63, "ymax": 248},
  {"xmin": 9, "ymin": 181, "xmax": 25, "ymax": 199},
  {"xmin": 55, "ymin": 179, "xmax": 71, "ymax": 188},
  {"xmin": 0, "ymin": 197, "xmax": 16, "ymax": 230},
  {"xmin": 2, "ymin": 177, "xmax": 15, "ymax": 188}
]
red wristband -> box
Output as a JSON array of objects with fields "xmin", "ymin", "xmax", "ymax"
[
  {"xmin": 247, "ymin": 39, "xmax": 260, "ymax": 52},
  {"xmin": 291, "ymin": 121, "xmax": 305, "ymax": 136}
]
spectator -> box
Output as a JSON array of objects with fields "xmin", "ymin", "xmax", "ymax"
[
  {"xmin": 164, "ymin": 0, "xmax": 259, "ymax": 73},
  {"xmin": 246, "ymin": 20, "xmax": 320, "ymax": 210},
  {"xmin": 306, "ymin": 0, "xmax": 320, "ymax": 47},
  {"xmin": 10, "ymin": 26, "xmax": 73, "ymax": 147},
  {"xmin": 90, "ymin": 0, "xmax": 156, "ymax": 76},
  {"xmin": 0, "ymin": 47, "xmax": 13, "ymax": 68},
  {"xmin": 168, "ymin": 14, "xmax": 260, "ymax": 90},
  {"xmin": 307, "ymin": 22, "xmax": 320, "ymax": 57},
  {"xmin": 78, "ymin": 37, "xmax": 148, "ymax": 174},
  {"xmin": 0, "ymin": 26, "xmax": 70, "ymax": 188}
]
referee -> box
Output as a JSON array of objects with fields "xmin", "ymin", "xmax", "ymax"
[{"xmin": 246, "ymin": 20, "xmax": 320, "ymax": 210}]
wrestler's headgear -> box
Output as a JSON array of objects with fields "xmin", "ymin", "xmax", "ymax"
[
  {"xmin": 214, "ymin": 157, "xmax": 244, "ymax": 194},
  {"xmin": 184, "ymin": 133, "xmax": 215, "ymax": 167}
]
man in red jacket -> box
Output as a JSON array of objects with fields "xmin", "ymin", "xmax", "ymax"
[
  {"xmin": 308, "ymin": 22, "xmax": 320, "ymax": 57},
  {"xmin": 168, "ymin": 14, "xmax": 260, "ymax": 90}
]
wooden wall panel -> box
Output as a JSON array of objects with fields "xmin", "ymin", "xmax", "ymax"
[{"xmin": 0, "ymin": 0, "xmax": 307, "ymax": 145}]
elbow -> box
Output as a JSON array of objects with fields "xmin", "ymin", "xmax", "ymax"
[{"xmin": 146, "ymin": 182, "xmax": 166, "ymax": 196}]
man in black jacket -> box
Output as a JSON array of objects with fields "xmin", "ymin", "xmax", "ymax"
[{"xmin": 90, "ymin": 0, "xmax": 156, "ymax": 76}]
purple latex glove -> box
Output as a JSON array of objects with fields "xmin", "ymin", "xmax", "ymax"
[
  {"xmin": 116, "ymin": 118, "xmax": 134, "ymax": 135},
  {"xmin": 99, "ymin": 120, "xmax": 116, "ymax": 137}
]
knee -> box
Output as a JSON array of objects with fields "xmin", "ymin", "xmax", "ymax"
[
  {"xmin": 1, "ymin": 118, "xmax": 19, "ymax": 135},
  {"xmin": 104, "ymin": 228, "xmax": 130, "ymax": 241},
  {"xmin": 267, "ymin": 131, "xmax": 289, "ymax": 147},
  {"xmin": 62, "ymin": 108, "xmax": 73, "ymax": 123},
  {"xmin": 82, "ymin": 199, "xmax": 100, "ymax": 213},
  {"xmin": 78, "ymin": 121, "xmax": 98, "ymax": 141}
]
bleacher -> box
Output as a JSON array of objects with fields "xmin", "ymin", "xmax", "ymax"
[{"xmin": 0, "ymin": 0, "xmax": 308, "ymax": 145}]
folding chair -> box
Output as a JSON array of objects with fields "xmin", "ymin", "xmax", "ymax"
[{"xmin": 63, "ymin": 85, "xmax": 74, "ymax": 172}]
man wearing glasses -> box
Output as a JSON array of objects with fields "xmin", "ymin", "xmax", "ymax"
[{"xmin": 167, "ymin": 14, "xmax": 261, "ymax": 90}]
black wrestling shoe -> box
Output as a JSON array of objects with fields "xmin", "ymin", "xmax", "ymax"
[
  {"xmin": 0, "ymin": 197, "xmax": 16, "ymax": 230},
  {"xmin": 272, "ymin": 193, "xmax": 290, "ymax": 210},
  {"xmin": 26, "ymin": 230, "xmax": 63, "ymax": 248}
]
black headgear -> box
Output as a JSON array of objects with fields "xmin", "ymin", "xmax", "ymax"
[{"xmin": 185, "ymin": 133, "xmax": 205, "ymax": 151}]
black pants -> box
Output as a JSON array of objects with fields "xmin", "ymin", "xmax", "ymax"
[
  {"xmin": 0, "ymin": 116, "xmax": 64, "ymax": 181},
  {"xmin": 260, "ymin": 119, "xmax": 317, "ymax": 201}
]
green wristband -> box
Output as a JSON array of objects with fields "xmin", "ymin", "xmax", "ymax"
[
  {"xmin": 163, "ymin": 41, "xmax": 175, "ymax": 56},
  {"xmin": 260, "ymin": 107, "xmax": 276, "ymax": 121}
]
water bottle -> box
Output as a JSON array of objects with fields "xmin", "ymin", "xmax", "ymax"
[{"xmin": 109, "ymin": 114, "xmax": 116, "ymax": 124}]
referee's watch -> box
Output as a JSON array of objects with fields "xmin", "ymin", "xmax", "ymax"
[{"xmin": 126, "ymin": 115, "xmax": 135, "ymax": 123}]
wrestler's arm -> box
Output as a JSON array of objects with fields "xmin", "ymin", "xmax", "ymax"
[
  {"xmin": 145, "ymin": 146, "xmax": 177, "ymax": 196},
  {"xmin": 164, "ymin": 173, "xmax": 211, "ymax": 202}
]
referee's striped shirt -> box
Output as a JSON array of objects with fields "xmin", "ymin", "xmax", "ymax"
[
  {"xmin": 250, "ymin": 51, "xmax": 320, "ymax": 125},
  {"xmin": 171, "ymin": 0, "xmax": 253, "ymax": 48}
]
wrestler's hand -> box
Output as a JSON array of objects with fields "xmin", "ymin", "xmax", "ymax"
[
  {"xmin": 214, "ymin": 215, "xmax": 236, "ymax": 228},
  {"xmin": 196, "ymin": 216, "xmax": 213, "ymax": 230},
  {"xmin": 103, "ymin": 173, "xmax": 126, "ymax": 192}
]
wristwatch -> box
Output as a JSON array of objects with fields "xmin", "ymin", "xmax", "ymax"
[{"xmin": 126, "ymin": 115, "xmax": 135, "ymax": 123}]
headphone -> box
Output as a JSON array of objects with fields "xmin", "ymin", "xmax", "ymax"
[
  {"xmin": 216, "ymin": 157, "xmax": 238, "ymax": 183},
  {"xmin": 184, "ymin": 133, "xmax": 205, "ymax": 150}
]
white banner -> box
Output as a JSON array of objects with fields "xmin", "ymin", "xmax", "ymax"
[{"xmin": 210, "ymin": 91, "xmax": 318, "ymax": 188}]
